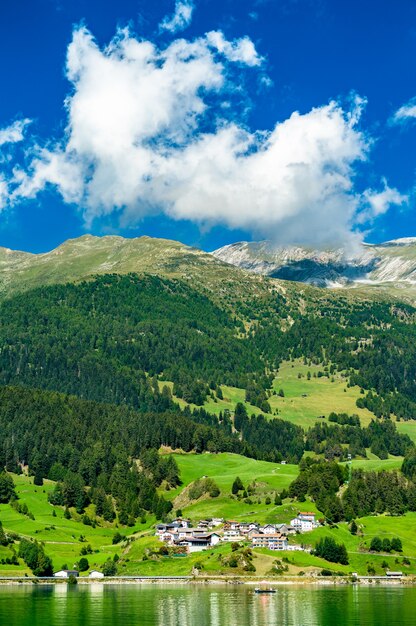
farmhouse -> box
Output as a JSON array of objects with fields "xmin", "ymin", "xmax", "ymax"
[{"xmin": 209, "ymin": 518, "xmax": 224, "ymax": 528}]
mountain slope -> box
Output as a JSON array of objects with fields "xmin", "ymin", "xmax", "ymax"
[
  {"xmin": 0, "ymin": 234, "xmax": 280, "ymax": 308},
  {"xmin": 212, "ymin": 238, "xmax": 416, "ymax": 289}
]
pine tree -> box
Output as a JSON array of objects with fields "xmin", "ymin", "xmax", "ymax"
[{"xmin": 231, "ymin": 476, "xmax": 244, "ymax": 495}]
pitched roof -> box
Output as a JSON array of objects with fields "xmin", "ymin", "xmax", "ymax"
[{"xmin": 251, "ymin": 533, "xmax": 285, "ymax": 539}]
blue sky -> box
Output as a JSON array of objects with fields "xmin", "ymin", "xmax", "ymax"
[{"xmin": 1, "ymin": 0, "xmax": 416, "ymax": 252}]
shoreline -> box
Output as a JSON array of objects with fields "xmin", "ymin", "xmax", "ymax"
[{"xmin": 0, "ymin": 575, "xmax": 413, "ymax": 587}]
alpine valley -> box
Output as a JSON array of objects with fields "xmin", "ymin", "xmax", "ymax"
[{"xmin": 2, "ymin": 234, "xmax": 416, "ymax": 580}]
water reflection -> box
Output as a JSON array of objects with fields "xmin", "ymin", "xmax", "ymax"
[{"xmin": 1, "ymin": 584, "xmax": 416, "ymax": 626}]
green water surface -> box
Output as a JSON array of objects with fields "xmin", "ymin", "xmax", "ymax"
[{"xmin": 0, "ymin": 584, "xmax": 414, "ymax": 626}]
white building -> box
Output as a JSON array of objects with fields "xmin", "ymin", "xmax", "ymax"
[
  {"xmin": 209, "ymin": 518, "xmax": 224, "ymax": 528},
  {"xmin": 290, "ymin": 512, "xmax": 319, "ymax": 533},
  {"xmin": 88, "ymin": 570, "xmax": 104, "ymax": 578},
  {"xmin": 260, "ymin": 524, "xmax": 278, "ymax": 534},
  {"xmin": 251, "ymin": 534, "xmax": 288, "ymax": 550},
  {"xmin": 53, "ymin": 570, "xmax": 79, "ymax": 578},
  {"xmin": 177, "ymin": 533, "xmax": 221, "ymax": 553},
  {"xmin": 223, "ymin": 529, "xmax": 244, "ymax": 542}
]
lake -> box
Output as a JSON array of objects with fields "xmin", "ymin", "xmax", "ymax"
[{"xmin": 0, "ymin": 584, "xmax": 415, "ymax": 626}]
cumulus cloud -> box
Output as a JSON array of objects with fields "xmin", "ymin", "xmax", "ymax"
[
  {"xmin": 0, "ymin": 119, "xmax": 32, "ymax": 210},
  {"xmin": 160, "ymin": 0, "xmax": 194, "ymax": 34},
  {"xmin": 361, "ymin": 179, "xmax": 407, "ymax": 221},
  {"xmin": 392, "ymin": 99, "xmax": 416, "ymax": 123},
  {"xmin": 206, "ymin": 31, "xmax": 262, "ymax": 66},
  {"xmin": 1, "ymin": 26, "xmax": 404, "ymax": 246},
  {"xmin": 0, "ymin": 119, "xmax": 31, "ymax": 146}
]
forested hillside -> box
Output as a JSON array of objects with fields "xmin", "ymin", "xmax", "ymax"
[
  {"xmin": 0, "ymin": 274, "xmax": 267, "ymax": 406},
  {"xmin": 1, "ymin": 236, "xmax": 416, "ymax": 577},
  {"xmin": 1, "ymin": 268, "xmax": 416, "ymax": 422}
]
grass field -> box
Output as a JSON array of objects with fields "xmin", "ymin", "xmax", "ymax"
[
  {"xmin": 172, "ymin": 453, "xmax": 298, "ymax": 495},
  {"xmin": 164, "ymin": 452, "xmax": 300, "ymax": 523},
  {"xmin": 0, "ymin": 452, "xmax": 413, "ymax": 578},
  {"xmin": 158, "ymin": 380, "xmax": 265, "ymax": 418},
  {"xmin": 286, "ymin": 513, "xmax": 416, "ymax": 576},
  {"xmin": 160, "ymin": 360, "xmax": 375, "ymax": 430},
  {"xmin": 344, "ymin": 456, "xmax": 404, "ymax": 472},
  {"xmin": 0, "ymin": 474, "xmax": 151, "ymax": 577},
  {"xmin": 160, "ymin": 359, "xmax": 416, "ymax": 447},
  {"xmin": 396, "ymin": 421, "xmax": 416, "ymax": 444},
  {"xmin": 268, "ymin": 361, "xmax": 375, "ymax": 428}
]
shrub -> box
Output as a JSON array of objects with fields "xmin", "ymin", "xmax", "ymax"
[
  {"xmin": 391, "ymin": 538, "xmax": 403, "ymax": 552},
  {"xmin": 243, "ymin": 562, "xmax": 256, "ymax": 572},
  {"xmin": 370, "ymin": 536, "xmax": 383, "ymax": 552},
  {"xmin": 78, "ymin": 557, "xmax": 89, "ymax": 572},
  {"xmin": 188, "ymin": 478, "xmax": 220, "ymax": 500},
  {"xmin": 382, "ymin": 538, "xmax": 391, "ymax": 553},
  {"xmin": 231, "ymin": 477, "xmax": 244, "ymax": 495},
  {"xmin": 112, "ymin": 532, "xmax": 125, "ymax": 545},
  {"xmin": 102, "ymin": 560, "xmax": 118, "ymax": 576},
  {"xmin": 320, "ymin": 569, "xmax": 333, "ymax": 576}
]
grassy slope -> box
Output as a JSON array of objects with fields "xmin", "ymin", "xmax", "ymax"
[
  {"xmin": 269, "ymin": 361, "xmax": 375, "ymax": 428},
  {"xmin": 396, "ymin": 421, "xmax": 416, "ymax": 444},
  {"xmin": 1, "ymin": 455, "xmax": 414, "ymax": 577},
  {"xmin": 0, "ymin": 235, "xmax": 278, "ymax": 313},
  {"xmin": 161, "ymin": 360, "xmax": 376, "ymax": 429},
  {"xmin": 167, "ymin": 453, "xmax": 299, "ymax": 523},
  {"xmin": 0, "ymin": 474, "xmax": 150, "ymax": 577}
]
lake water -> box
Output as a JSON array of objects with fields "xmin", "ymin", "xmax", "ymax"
[{"xmin": 0, "ymin": 584, "xmax": 415, "ymax": 626}]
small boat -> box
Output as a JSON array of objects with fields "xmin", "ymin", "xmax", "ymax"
[{"xmin": 254, "ymin": 587, "xmax": 276, "ymax": 594}]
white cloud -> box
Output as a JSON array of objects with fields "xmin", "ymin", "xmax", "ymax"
[
  {"xmin": 393, "ymin": 99, "xmax": 416, "ymax": 123},
  {"xmin": 206, "ymin": 31, "xmax": 262, "ymax": 66},
  {"xmin": 160, "ymin": 0, "xmax": 194, "ymax": 34},
  {"xmin": 156, "ymin": 101, "xmax": 372, "ymax": 246},
  {"xmin": 1, "ymin": 26, "xmax": 402, "ymax": 246},
  {"xmin": 361, "ymin": 179, "xmax": 407, "ymax": 221},
  {"xmin": 0, "ymin": 119, "xmax": 31, "ymax": 146},
  {"xmin": 0, "ymin": 119, "xmax": 31, "ymax": 210}
]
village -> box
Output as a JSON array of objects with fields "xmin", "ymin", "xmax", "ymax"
[{"xmin": 155, "ymin": 512, "xmax": 319, "ymax": 553}]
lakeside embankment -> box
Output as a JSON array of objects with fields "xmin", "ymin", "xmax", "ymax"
[{"xmin": 0, "ymin": 575, "xmax": 413, "ymax": 586}]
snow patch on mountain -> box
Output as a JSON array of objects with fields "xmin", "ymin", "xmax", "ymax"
[{"xmin": 212, "ymin": 239, "xmax": 416, "ymax": 287}]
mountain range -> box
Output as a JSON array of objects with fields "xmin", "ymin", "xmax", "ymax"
[
  {"xmin": 213, "ymin": 238, "xmax": 416, "ymax": 291},
  {"xmin": 1, "ymin": 231, "xmax": 416, "ymax": 574},
  {"xmin": 2, "ymin": 235, "xmax": 416, "ymax": 303}
]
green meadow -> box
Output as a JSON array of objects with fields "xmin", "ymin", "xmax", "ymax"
[
  {"xmin": 0, "ymin": 451, "xmax": 414, "ymax": 578},
  {"xmin": 165, "ymin": 452, "xmax": 300, "ymax": 523},
  {"xmin": 396, "ymin": 420, "xmax": 416, "ymax": 444},
  {"xmin": 160, "ymin": 360, "xmax": 376, "ymax": 430},
  {"xmin": 268, "ymin": 360, "xmax": 375, "ymax": 428},
  {"xmin": 0, "ymin": 474, "xmax": 150, "ymax": 577}
]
